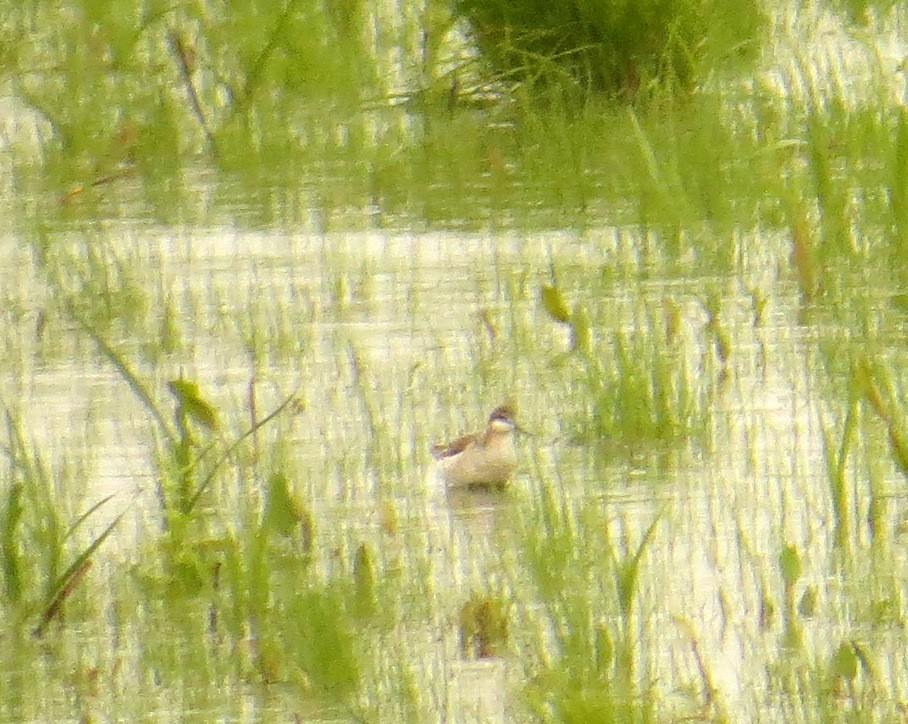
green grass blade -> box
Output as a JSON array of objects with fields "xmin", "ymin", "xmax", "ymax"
[
  {"xmin": 616, "ymin": 511, "xmax": 663, "ymax": 619},
  {"xmin": 70, "ymin": 312, "xmax": 175, "ymax": 445},
  {"xmin": 185, "ymin": 387, "xmax": 302, "ymax": 514},
  {"xmin": 33, "ymin": 508, "xmax": 126, "ymax": 637},
  {"xmin": 63, "ymin": 494, "xmax": 116, "ymax": 543},
  {"xmin": 1, "ymin": 483, "xmax": 24, "ymax": 605}
]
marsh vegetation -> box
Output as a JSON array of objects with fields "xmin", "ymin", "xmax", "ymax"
[{"xmin": 2, "ymin": 0, "xmax": 908, "ymax": 721}]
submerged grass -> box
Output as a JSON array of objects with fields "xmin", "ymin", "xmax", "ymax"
[
  {"xmin": 539, "ymin": 277, "xmax": 716, "ymax": 448},
  {"xmin": 513, "ymin": 480, "xmax": 663, "ymax": 721},
  {"xmin": 5, "ymin": 219, "xmax": 908, "ymax": 719},
  {"xmin": 3, "ymin": 1, "xmax": 908, "ymax": 721},
  {"xmin": 0, "ymin": 409, "xmax": 121, "ymax": 635},
  {"xmin": 18, "ymin": 238, "xmax": 442, "ymax": 716}
]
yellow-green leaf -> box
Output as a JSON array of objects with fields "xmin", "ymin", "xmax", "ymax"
[
  {"xmin": 264, "ymin": 472, "xmax": 307, "ymax": 539},
  {"xmin": 168, "ymin": 379, "xmax": 219, "ymax": 431},
  {"xmin": 779, "ymin": 544, "xmax": 802, "ymax": 587},
  {"xmin": 540, "ymin": 285, "xmax": 571, "ymax": 324},
  {"xmin": 832, "ymin": 641, "xmax": 857, "ymax": 680}
]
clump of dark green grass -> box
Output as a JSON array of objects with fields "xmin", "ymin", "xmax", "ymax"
[
  {"xmin": 540, "ymin": 283, "xmax": 714, "ymax": 447},
  {"xmin": 452, "ymin": 0, "xmax": 765, "ymax": 102}
]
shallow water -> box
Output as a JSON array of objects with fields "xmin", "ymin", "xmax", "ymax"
[{"xmin": 3, "ymin": 212, "xmax": 906, "ymax": 722}]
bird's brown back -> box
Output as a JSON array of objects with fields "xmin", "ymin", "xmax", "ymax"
[{"xmin": 431, "ymin": 432, "xmax": 480, "ymax": 460}]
